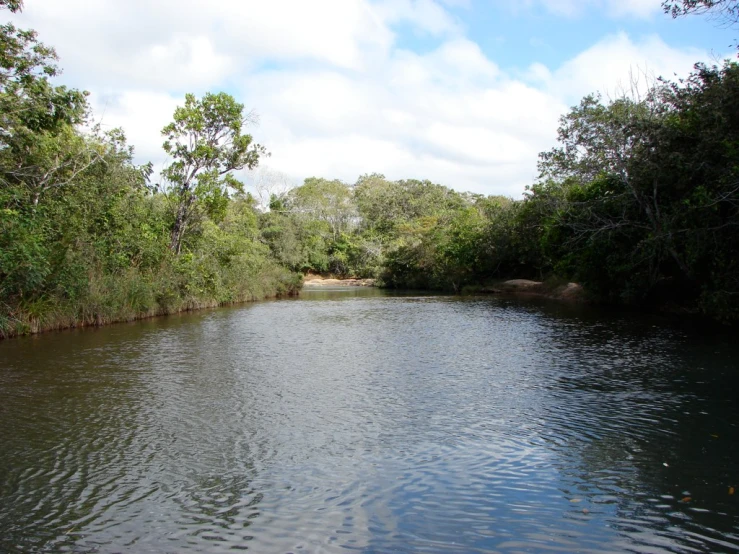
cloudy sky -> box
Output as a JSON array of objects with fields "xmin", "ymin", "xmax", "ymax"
[{"xmin": 5, "ymin": 0, "xmax": 735, "ymax": 196}]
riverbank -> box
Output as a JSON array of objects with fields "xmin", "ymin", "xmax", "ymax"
[
  {"xmin": 0, "ymin": 274, "xmax": 302, "ymax": 340},
  {"xmin": 302, "ymin": 275, "xmax": 377, "ymax": 287}
]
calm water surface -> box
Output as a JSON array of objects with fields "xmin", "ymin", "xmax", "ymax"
[{"xmin": 1, "ymin": 289, "xmax": 738, "ymax": 553}]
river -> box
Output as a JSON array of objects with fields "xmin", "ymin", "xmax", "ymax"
[{"xmin": 1, "ymin": 288, "xmax": 738, "ymax": 553}]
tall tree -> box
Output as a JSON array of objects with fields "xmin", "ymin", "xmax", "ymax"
[{"xmin": 161, "ymin": 92, "xmax": 267, "ymax": 254}]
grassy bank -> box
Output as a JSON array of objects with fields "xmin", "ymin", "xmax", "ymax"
[{"xmin": 0, "ymin": 264, "xmax": 302, "ymax": 339}]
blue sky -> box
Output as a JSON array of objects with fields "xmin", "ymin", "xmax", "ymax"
[
  {"xmin": 5, "ymin": 0, "xmax": 736, "ymax": 198},
  {"xmin": 437, "ymin": 1, "xmax": 735, "ymax": 69}
]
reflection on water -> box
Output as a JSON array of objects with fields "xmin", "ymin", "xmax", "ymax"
[{"xmin": 1, "ymin": 289, "xmax": 738, "ymax": 552}]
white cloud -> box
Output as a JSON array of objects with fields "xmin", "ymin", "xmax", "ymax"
[
  {"xmin": 19, "ymin": 0, "xmax": 393, "ymax": 87},
  {"xmin": 89, "ymin": 90, "xmax": 182, "ymax": 172},
  {"xmin": 239, "ymin": 40, "xmax": 565, "ymax": 195},
  {"xmin": 540, "ymin": 33, "xmax": 705, "ymax": 102},
  {"xmin": 437, "ymin": 0, "xmax": 472, "ymax": 8},
  {"xmin": 236, "ymin": 32, "xmax": 707, "ymax": 196},
  {"xmin": 7, "ymin": 0, "xmax": 712, "ymax": 197}
]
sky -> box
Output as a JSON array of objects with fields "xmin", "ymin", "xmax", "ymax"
[{"xmin": 5, "ymin": 0, "xmax": 737, "ymax": 197}]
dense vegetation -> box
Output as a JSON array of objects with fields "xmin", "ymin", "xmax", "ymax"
[{"xmin": 2, "ymin": 0, "xmax": 738, "ymax": 337}]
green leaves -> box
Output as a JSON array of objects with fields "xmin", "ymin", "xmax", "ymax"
[
  {"xmin": 0, "ymin": 21, "xmax": 88, "ymax": 137},
  {"xmin": 529, "ymin": 62, "xmax": 739, "ymax": 316},
  {"xmin": 161, "ymin": 92, "xmax": 264, "ymax": 182},
  {"xmin": 0, "ymin": 1, "xmax": 23, "ymax": 13},
  {"xmin": 0, "ymin": 16, "xmax": 89, "ymax": 209},
  {"xmin": 284, "ymin": 177, "xmax": 354, "ymax": 239}
]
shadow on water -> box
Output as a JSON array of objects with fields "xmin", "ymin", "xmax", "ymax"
[{"xmin": 0, "ymin": 289, "xmax": 737, "ymax": 552}]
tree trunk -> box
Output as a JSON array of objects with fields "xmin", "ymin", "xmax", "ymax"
[{"xmin": 170, "ymin": 193, "xmax": 195, "ymax": 254}]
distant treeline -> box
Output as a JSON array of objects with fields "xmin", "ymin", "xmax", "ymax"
[{"xmin": 2, "ymin": 1, "xmax": 738, "ymax": 337}]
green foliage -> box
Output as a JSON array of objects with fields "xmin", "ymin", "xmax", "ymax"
[
  {"xmin": 349, "ymin": 62, "xmax": 739, "ymax": 320},
  {"xmin": 0, "ymin": 208, "xmax": 49, "ymax": 297},
  {"xmin": 284, "ymin": 177, "xmax": 355, "ymax": 238},
  {"xmin": 354, "ymin": 173, "xmax": 465, "ymax": 235},
  {"xmin": 260, "ymin": 209, "xmax": 331, "ymax": 273},
  {"xmin": 529, "ymin": 62, "xmax": 739, "ymax": 317},
  {"xmin": 262, "ymin": 177, "xmax": 363, "ymax": 276}
]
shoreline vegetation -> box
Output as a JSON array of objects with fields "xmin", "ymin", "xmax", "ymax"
[
  {"xmin": 1, "ymin": 291, "xmax": 301, "ymax": 338},
  {"xmin": 2, "ymin": 1, "xmax": 739, "ymax": 339}
]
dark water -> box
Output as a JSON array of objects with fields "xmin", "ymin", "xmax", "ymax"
[{"xmin": 1, "ymin": 289, "xmax": 738, "ymax": 553}]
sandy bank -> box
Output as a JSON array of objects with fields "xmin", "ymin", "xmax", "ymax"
[{"xmin": 302, "ymin": 275, "xmax": 376, "ymax": 287}]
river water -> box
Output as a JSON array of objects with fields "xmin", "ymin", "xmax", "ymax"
[{"xmin": 1, "ymin": 289, "xmax": 738, "ymax": 553}]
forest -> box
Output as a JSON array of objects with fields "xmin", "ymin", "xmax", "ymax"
[{"xmin": 1, "ymin": 0, "xmax": 738, "ymax": 337}]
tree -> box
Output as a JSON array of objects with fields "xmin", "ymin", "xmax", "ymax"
[
  {"xmin": 0, "ymin": 1, "xmax": 90, "ymax": 207},
  {"xmin": 663, "ymin": 0, "xmax": 739, "ymax": 50},
  {"xmin": 535, "ymin": 89, "xmax": 698, "ymax": 282},
  {"xmin": 531, "ymin": 62, "xmax": 739, "ymax": 315},
  {"xmin": 284, "ymin": 177, "xmax": 355, "ymax": 239},
  {"xmin": 663, "ymin": 0, "xmax": 739, "ymax": 21},
  {"xmin": 354, "ymin": 174, "xmax": 464, "ymax": 236},
  {"xmin": 0, "ymin": 1, "xmax": 23, "ymax": 12},
  {"xmin": 161, "ymin": 92, "xmax": 267, "ymax": 254},
  {"xmin": 0, "ymin": 6, "xmax": 87, "ymax": 136},
  {"xmin": 248, "ymin": 166, "xmax": 294, "ymax": 211}
]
